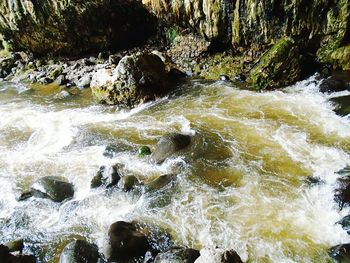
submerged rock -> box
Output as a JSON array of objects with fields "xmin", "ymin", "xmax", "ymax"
[
  {"xmin": 118, "ymin": 175, "xmax": 140, "ymax": 192},
  {"xmin": 151, "ymin": 133, "xmax": 191, "ymax": 164},
  {"xmin": 91, "ymin": 52, "xmax": 171, "ymax": 107},
  {"xmin": 331, "ymin": 95, "xmax": 350, "ymax": 116},
  {"xmin": 329, "ymin": 243, "xmax": 350, "ymax": 262},
  {"xmin": 5, "ymin": 239, "xmax": 24, "ymax": 253},
  {"xmin": 59, "ymin": 240, "xmax": 99, "ymax": 263},
  {"xmin": 195, "ymin": 248, "xmax": 243, "ymax": 263},
  {"xmin": 108, "ymin": 221, "xmax": 150, "ymax": 261},
  {"xmin": 319, "ymin": 77, "xmax": 349, "ymax": 93},
  {"xmin": 250, "ymin": 38, "xmax": 300, "ymax": 90},
  {"xmin": 139, "ymin": 146, "xmax": 152, "ymax": 157},
  {"xmin": 18, "ymin": 176, "xmax": 74, "ymax": 202},
  {"xmin": 145, "ymin": 174, "xmax": 177, "ymax": 192},
  {"xmin": 154, "ymin": 247, "xmax": 200, "ymax": 263},
  {"xmin": 337, "ymin": 215, "xmax": 350, "ymax": 234},
  {"xmin": 90, "ymin": 165, "xmax": 121, "ymax": 188},
  {"xmin": 335, "ymin": 176, "xmax": 350, "ymax": 209}
]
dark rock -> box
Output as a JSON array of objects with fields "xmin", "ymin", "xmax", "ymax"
[
  {"xmin": 59, "ymin": 240, "xmax": 99, "ymax": 263},
  {"xmin": 90, "ymin": 165, "xmax": 121, "ymax": 188},
  {"xmin": 335, "ymin": 176, "xmax": 350, "ymax": 209},
  {"xmin": 337, "ymin": 215, "xmax": 350, "ymax": 234},
  {"xmin": 118, "ymin": 175, "xmax": 140, "ymax": 192},
  {"xmin": 5, "ymin": 239, "xmax": 24, "ymax": 253},
  {"xmin": 145, "ymin": 174, "xmax": 176, "ymax": 192},
  {"xmin": 108, "ymin": 54, "xmax": 122, "ymax": 65},
  {"xmin": 0, "ymin": 244, "xmax": 36, "ymax": 263},
  {"xmin": 331, "ymin": 95, "xmax": 350, "ymax": 116},
  {"xmin": 305, "ymin": 176, "xmax": 323, "ymax": 186},
  {"xmin": 91, "ymin": 52, "xmax": 171, "ymax": 107},
  {"xmin": 108, "ymin": 221, "xmax": 150, "ymax": 261},
  {"xmin": 221, "ymin": 250, "xmax": 243, "ymax": 263},
  {"xmin": 154, "ymin": 247, "xmax": 200, "ymax": 263},
  {"xmin": 139, "ymin": 146, "xmax": 151, "ymax": 157},
  {"xmin": 31, "ymin": 176, "xmax": 74, "ymax": 202},
  {"xmin": 151, "ymin": 133, "xmax": 191, "ymax": 164},
  {"xmin": 55, "ymin": 75, "xmax": 67, "ymax": 86},
  {"xmin": 38, "ymin": 77, "xmax": 53, "ymax": 85},
  {"xmin": 168, "ymin": 68, "xmax": 187, "ymax": 80},
  {"xmin": 329, "ymin": 243, "xmax": 350, "ymax": 262},
  {"xmin": 234, "ymin": 74, "xmax": 246, "ymax": 82},
  {"xmin": 319, "ymin": 77, "xmax": 349, "ymax": 93},
  {"xmin": 17, "ymin": 191, "xmax": 34, "ymax": 201}
]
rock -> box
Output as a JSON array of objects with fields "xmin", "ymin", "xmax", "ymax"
[
  {"xmin": 319, "ymin": 77, "xmax": 349, "ymax": 93},
  {"xmin": 151, "ymin": 133, "xmax": 191, "ymax": 164},
  {"xmin": 91, "ymin": 52, "xmax": 171, "ymax": 107},
  {"xmin": 331, "ymin": 95, "xmax": 350, "ymax": 116},
  {"xmin": 55, "ymin": 75, "xmax": 67, "ymax": 86},
  {"xmin": 108, "ymin": 221, "xmax": 150, "ymax": 261},
  {"xmin": 90, "ymin": 165, "xmax": 121, "ymax": 188},
  {"xmin": 50, "ymin": 66, "xmax": 63, "ymax": 80},
  {"xmin": 59, "ymin": 240, "xmax": 99, "ymax": 263},
  {"xmin": 154, "ymin": 247, "xmax": 200, "ymax": 263},
  {"xmin": 250, "ymin": 38, "xmax": 300, "ymax": 90},
  {"xmin": 139, "ymin": 146, "xmax": 151, "ymax": 157},
  {"xmin": 194, "ymin": 248, "xmax": 243, "ymax": 263},
  {"xmin": 108, "ymin": 54, "xmax": 122, "ymax": 65},
  {"xmin": 329, "ymin": 243, "xmax": 350, "ymax": 262},
  {"xmin": 5, "ymin": 239, "xmax": 24, "ymax": 253},
  {"xmin": 219, "ymin": 75, "xmax": 230, "ymax": 81},
  {"xmin": 38, "ymin": 77, "xmax": 53, "ymax": 85},
  {"xmin": 335, "ymin": 176, "xmax": 350, "ymax": 209},
  {"xmin": 54, "ymin": 90, "xmax": 71, "ymax": 100},
  {"xmin": 103, "ymin": 143, "xmax": 133, "ymax": 158},
  {"xmin": 31, "ymin": 176, "xmax": 74, "ymax": 202},
  {"xmin": 145, "ymin": 174, "xmax": 176, "ymax": 192},
  {"xmin": 0, "ymin": 1, "xmax": 156, "ymax": 55},
  {"xmin": 118, "ymin": 175, "xmax": 140, "ymax": 192},
  {"xmin": 0, "ymin": 244, "xmax": 36, "ymax": 263},
  {"xmin": 337, "ymin": 215, "xmax": 350, "ymax": 234},
  {"xmin": 77, "ymin": 75, "xmax": 91, "ymax": 89}
]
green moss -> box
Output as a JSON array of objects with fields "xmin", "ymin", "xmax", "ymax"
[
  {"xmin": 166, "ymin": 26, "xmax": 180, "ymax": 44},
  {"xmin": 330, "ymin": 45, "xmax": 350, "ymax": 70},
  {"xmin": 250, "ymin": 38, "xmax": 300, "ymax": 90}
]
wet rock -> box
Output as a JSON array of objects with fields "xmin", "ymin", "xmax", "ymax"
[
  {"xmin": 250, "ymin": 38, "xmax": 300, "ymax": 90},
  {"xmin": 0, "ymin": 244, "xmax": 36, "ymax": 263},
  {"xmin": 118, "ymin": 175, "xmax": 140, "ymax": 192},
  {"xmin": 77, "ymin": 75, "xmax": 91, "ymax": 89},
  {"xmin": 139, "ymin": 146, "xmax": 151, "ymax": 157},
  {"xmin": 319, "ymin": 77, "xmax": 349, "ymax": 93},
  {"xmin": 151, "ymin": 133, "xmax": 191, "ymax": 164},
  {"xmin": 90, "ymin": 165, "xmax": 121, "ymax": 188},
  {"xmin": 31, "ymin": 176, "xmax": 74, "ymax": 202},
  {"xmin": 305, "ymin": 176, "xmax": 323, "ymax": 186},
  {"xmin": 145, "ymin": 174, "xmax": 176, "ymax": 192},
  {"xmin": 154, "ymin": 247, "xmax": 200, "ymax": 263},
  {"xmin": 335, "ymin": 176, "xmax": 350, "ymax": 209},
  {"xmin": 54, "ymin": 90, "xmax": 72, "ymax": 100},
  {"xmin": 329, "ymin": 243, "xmax": 350, "ymax": 262},
  {"xmin": 108, "ymin": 54, "xmax": 122, "ymax": 65},
  {"xmin": 38, "ymin": 77, "xmax": 53, "ymax": 85},
  {"xmin": 55, "ymin": 75, "xmax": 67, "ymax": 86},
  {"xmin": 59, "ymin": 240, "xmax": 99, "ymax": 263},
  {"xmin": 331, "ymin": 95, "xmax": 350, "ymax": 116},
  {"xmin": 108, "ymin": 221, "xmax": 150, "ymax": 261},
  {"xmin": 5, "ymin": 239, "xmax": 24, "ymax": 253},
  {"xmin": 194, "ymin": 248, "xmax": 243, "ymax": 263},
  {"xmin": 337, "ymin": 215, "xmax": 350, "ymax": 234},
  {"xmin": 91, "ymin": 52, "xmax": 170, "ymax": 107}
]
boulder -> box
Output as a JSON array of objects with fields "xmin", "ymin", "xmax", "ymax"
[
  {"xmin": 335, "ymin": 176, "xmax": 350, "ymax": 209},
  {"xmin": 90, "ymin": 165, "xmax": 121, "ymax": 188},
  {"xmin": 118, "ymin": 175, "xmax": 140, "ymax": 192},
  {"xmin": 154, "ymin": 247, "xmax": 200, "ymax": 263},
  {"xmin": 194, "ymin": 248, "xmax": 243, "ymax": 263},
  {"xmin": 91, "ymin": 52, "xmax": 171, "ymax": 107},
  {"xmin": 319, "ymin": 77, "xmax": 349, "ymax": 93},
  {"xmin": 5, "ymin": 239, "xmax": 24, "ymax": 253},
  {"xmin": 0, "ymin": 244, "xmax": 36, "ymax": 263},
  {"xmin": 59, "ymin": 240, "xmax": 99, "ymax": 263},
  {"xmin": 145, "ymin": 174, "xmax": 177, "ymax": 192},
  {"xmin": 151, "ymin": 133, "xmax": 191, "ymax": 164},
  {"xmin": 250, "ymin": 38, "xmax": 300, "ymax": 90},
  {"xmin": 329, "ymin": 243, "xmax": 350, "ymax": 262},
  {"xmin": 331, "ymin": 95, "xmax": 350, "ymax": 116},
  {"xmin": 337, "ymin": 215, "xmax": 350, "ymax": 234},
  {"xmin": 108, "ymin": 221, "xmax": 150, "ymax": 261}
]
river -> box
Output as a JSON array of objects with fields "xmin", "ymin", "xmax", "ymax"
[{"xmin": 0, "ymin": 76, "xmax": 350, "ymax": 262}]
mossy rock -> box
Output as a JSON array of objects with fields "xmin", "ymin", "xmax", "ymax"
[
  {"xmin": 250, "ymin": 38, "xmax": 300, "ymax": 90},
  {"xmin": 330, "ymin": 45, "xmax": 350, "ymax": 70}
]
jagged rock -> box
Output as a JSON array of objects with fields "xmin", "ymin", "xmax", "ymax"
[
  {"xmin": 319, "ymin": 77, "xmax": 349, "ymax": 93},
  {"xmin": 90, "ymin": 165, "xmax": 121, "ymax": 188},
  {"xmin": 250, "ymin": 38, "xmax": 300, "ymax": 90},
  {"xmin": 329, "ymin": 243, "xmax": 350, "ymax": 262},
  {"xmin": 108, "ymin": 221, "xmax": 150, "ymax": 261},
  {"xmin": 154, "ymin": 247, "xmax": 200, "ymax": 263},
  {"xmin": 59, "ymin": 240, "xmax": 99, "ymax": 263},
  {"xmin": 151, "ymin": 133, "xmax": 191, "ymax": 164},
  {"xmin": 335, "ymin": 176, "xmax": 350, "ymax": 209},
  {"xmin": 91, "ymin": 52, "xmax": 171, "ymax": 107},
  {"xmin": 337, "ymin": 215, "xmax": 350, "ymax": 234}
]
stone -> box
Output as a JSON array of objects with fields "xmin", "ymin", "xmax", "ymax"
[
  {"xmin": 194, "ymin": 248, "xmax": 243, "ymax": 263},
  {"xmin": 5, "ymin": 239, "xmax": 24, "ymax": 253},
  {"xmin": 91, "ymin": 52, "xmax": 171, "ymax": 107},
  {"xmin": 151, "ymin": 133, "xmax": 191, "ymax": 164},
  {"xmin": 154, "ymin": 247, "xmax": 200, "ymax": 263},
  {"xmin": 329, "ymin": 243, "xmax": 350, "ymax": 262},
  {"xmin": 59, "ymin": 240, "xmax": 99, "ymax": 263},
  {"xmin": 55, "ymin": 75, "xmax": 68, "ymax": 86},
  {"xmin": 139, "ymin": 146, "xmax": 151, "ymax": 157},
  {"xmin": 145, "ymin": 174, "xmax": 176, "ymax": 192},
  {"xmin": 0, "ymin": 244, "xmax": 36, "ymax": 263},
  {"xmin": 331, "ymin": 95, "xmax": 350, "ymax": 116},
  {"xmin": 108, "ymin": 221, "xmax": 150, "ymax": 261},
  {"xmin": 54, "ymin": 90, "xmax": 71, "ymax": 100},
  {"xmin": 90, "ymin": 165, "xmax": 121, "ymax": 188},
  {"xmin": 118, "ymin": 175, "xmax": 140, "ymax": 192},
  {"xmin": 77, "ymin": 75, "xmax": 91, "ymax": 89},
  {"xmin": 337, "ymin": 215, "xmax": 350, "ymax": 234},
  {"xmin": 250, "ymin": 38, "xmax": 300, "ymax": 90},
  {"xmin": 319, "ymin": 77, "xmax": 349, "ymax": 93},
  {"xmin": 31, "ymin": 176, "xmax": 74, "ymax": 202},
  {"xmin": 335, "ymin": 176, "xmax": 350, "ymax": 209}
]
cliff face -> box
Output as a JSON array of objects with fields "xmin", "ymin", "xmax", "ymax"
[
  {"xmin": 0, "ymin": 0, "xmax": 156, "ymax": 55},
  {"xmin": 142, "ymin": 0, "xmax": 349, "ymax": 66}
]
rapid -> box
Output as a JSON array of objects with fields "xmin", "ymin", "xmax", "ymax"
[{"xmin": 0, "ymin": 75, "xmax": 350, "ymax": 262}]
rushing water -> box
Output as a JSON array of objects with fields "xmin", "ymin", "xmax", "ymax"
[{"xmin": 0, "ymin": 76, "xmax": 350, "ymax": 262}]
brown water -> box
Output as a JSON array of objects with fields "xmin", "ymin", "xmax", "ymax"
[{"xmin": 0, "ymin": 76, "xmax": 350, "ymax": 262}]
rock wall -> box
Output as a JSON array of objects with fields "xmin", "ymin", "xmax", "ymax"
[{"xmin": 0, "ymin": 0, "xmax": 156, "ymax": 55}]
